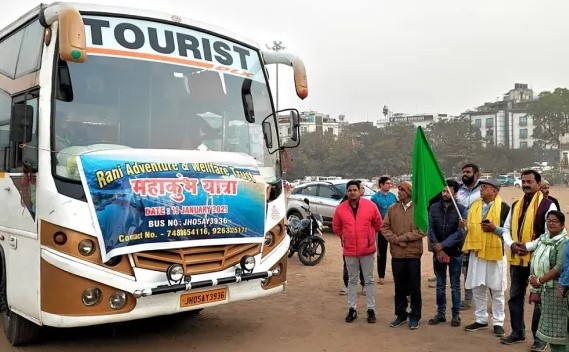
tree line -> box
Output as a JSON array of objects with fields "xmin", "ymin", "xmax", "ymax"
[
  {"xmin": 285, "ymin": 117, "xmax": 554, "ymax": 181},
  {"xmin": 285, "ymin": 86, "xmax": 569, "ymax": 181}
]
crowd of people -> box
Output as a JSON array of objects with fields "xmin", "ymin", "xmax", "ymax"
[{"xmin": 331, "ymin": 164, "xmax": 569, "ymax": 351}]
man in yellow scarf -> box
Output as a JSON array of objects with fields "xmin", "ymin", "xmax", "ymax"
[
  {"xmin": 462, "ymin": 179, "xmax": 510, "ymax": 338},
  {"xmin": 501, "ymin": 170, "xmax": 557, "ymax": 351}
]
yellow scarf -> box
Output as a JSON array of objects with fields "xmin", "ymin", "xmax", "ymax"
[
  {"xmin": 509, "ymin": 191, "xmax": 543, "ymax": 266},
  {"xmin": 462, "ymin": 197, "xmax": 504, "ymax": 261}
]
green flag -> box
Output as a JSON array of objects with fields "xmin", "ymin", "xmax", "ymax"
[{"xmin": 411, "ymin": 126, "xmax": 446, "ymax": 232}]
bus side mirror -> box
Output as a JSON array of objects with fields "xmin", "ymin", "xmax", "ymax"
[
  {"xmin": 276, "ymin": 109, "xmax": 300, "ymax": 149},
  {"xmin": 56, "ymin": 59, "xmax": 74, "ymax": 102},
  {"xmin": 39, "ymin": 2, "xmax": 87, "ymax": 63},
  {"xmin": 58, "ymin": 7, "xmax": 87, "ymax": 63},
  {"xmin": 41, "ymin": 5, "xmax": 87, "ymax": 63},
  {"xmin": 262, "ymin": 120, "xmax": 273, "ymax": 149},
  {"xmin": 261, "ymin": 51, "xmax": 308, "ymax": 100},
  {"xmin": 243, "ymin": 93, "xmax": 255, "ymax": 123},
  {"xmin": 289, "ymin": 109, "xmax": 300, "ymax": 142},
  {"xmin": 10, "ymin": 104, "xmax": 33, "ymax": 143},
  {"xmin": 241, "ymin": 79, "xmax": 255, "ymax": 123}
]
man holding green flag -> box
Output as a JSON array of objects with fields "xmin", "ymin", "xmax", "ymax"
[
  {"xmin": 381, "ymin": 180, "xmax": 426, "ymax": 329},
  {"xmin": 379, "ymin": 127, "xmax": 451, "ymax": 330}
]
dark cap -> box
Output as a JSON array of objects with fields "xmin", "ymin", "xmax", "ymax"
[{"xmin": 479, "ymin": 179, "xmax": 501, "ymax": 190}]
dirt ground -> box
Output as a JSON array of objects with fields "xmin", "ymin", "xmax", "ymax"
[{"xmin": 2, "ymin": 186, "xmax": 569, "ymax": 352}]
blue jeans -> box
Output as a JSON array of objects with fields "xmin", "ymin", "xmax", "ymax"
[{"xmin": 433, "ymin": 254, "xmax": 462, "ymax": 317}]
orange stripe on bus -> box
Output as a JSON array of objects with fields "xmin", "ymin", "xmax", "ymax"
[{"xmin": 86, "ymin": 47, "xmax": 215, "ymax": 69}]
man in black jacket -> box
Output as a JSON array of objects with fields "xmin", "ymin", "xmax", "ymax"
[{"xmin": 427, "ymin": 179, "xmax": 467, "ymax": 327}]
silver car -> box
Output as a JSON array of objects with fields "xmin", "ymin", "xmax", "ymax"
[{"xmin": 286, "ymin": 180, "xmax": 376, "ymax": 226}]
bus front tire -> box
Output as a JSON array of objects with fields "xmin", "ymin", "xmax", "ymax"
[
  {"xmin": 0, "ymin": 255, "xmax": 40, "ymax": 346},
  {"xmin": 2, "ymin": 310, "xmax": 40, "ymax": 346}
]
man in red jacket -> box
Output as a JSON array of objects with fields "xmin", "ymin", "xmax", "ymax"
[{"xmin": 333, "ymin": 180, "xmax": 383, "ymax": 323}]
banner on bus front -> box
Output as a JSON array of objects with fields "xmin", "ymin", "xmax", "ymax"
[{"xmin": 75, "ymin": 149, "xmax": 266, "ymax": 262}]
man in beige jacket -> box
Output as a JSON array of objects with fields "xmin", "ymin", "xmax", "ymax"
[{"xmin": 380, "ymin": 181, "xmax": 426, "ymax": 330}]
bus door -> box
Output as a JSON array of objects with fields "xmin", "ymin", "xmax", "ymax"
[{"xmin": 0, "ymin": 90, "xmax": 40, "ymax": 320}]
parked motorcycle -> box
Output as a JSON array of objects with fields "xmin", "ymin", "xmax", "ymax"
[{"xmin": 287, "ymin": 198, "xmax": 326, "ymax": 266}]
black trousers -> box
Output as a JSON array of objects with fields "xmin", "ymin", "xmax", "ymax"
[
  {"xmin": 392, "ymin": 258, "xmax": 422, "ymax": 320},
  {"xmin": 377, "ymin": 232, "xmax": 388, "ymax": 278},
  {"xmin": 508, "ymin": 265, "xmax": 542, "ymax": 340},
  {"xmin": 343, "ymin": 256, "xmax": 364, "ymax": 287}
]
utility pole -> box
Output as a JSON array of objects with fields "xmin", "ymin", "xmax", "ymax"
[{"xmin": 265, "ymin": 41, "xmax": 286, "ymax": 112}]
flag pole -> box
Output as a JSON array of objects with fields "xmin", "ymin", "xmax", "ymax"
[{"xmin": 446, "ymin": 185, "xmax": 463, "ymax": 220}]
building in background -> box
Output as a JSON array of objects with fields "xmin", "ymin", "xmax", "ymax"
[
  {"xmin": 277, "ymin": 110, "xmax": 343, "ymax": 138},
  {"xmin": 299, "ymin": 110, "xmax": 341, "ymax": 136},
  {"xmin": 376, "ymin": 113, "xmax": 452, "ymax": 129},
  {"xmin": 462, "ymin": 83, "xmax": 535, "ymax": 149}
]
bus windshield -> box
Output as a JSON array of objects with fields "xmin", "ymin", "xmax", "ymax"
[{"xmin": 53, "ymin": 16, "xmax": 279, "ymax": 183}]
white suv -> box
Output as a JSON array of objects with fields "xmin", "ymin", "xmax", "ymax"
[{"xmin": 286, "ymin": 180, "xmax": 376, "ymax": 226}]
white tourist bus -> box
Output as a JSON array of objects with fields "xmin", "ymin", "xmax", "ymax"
[{"xmin": 0, "ymin": 2, "xmax": 307, "ymax": 345}]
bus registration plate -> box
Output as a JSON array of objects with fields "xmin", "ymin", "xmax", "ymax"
[{"xmin": 180, "ymin": 288, "xmax": 228, "ymax": 307}]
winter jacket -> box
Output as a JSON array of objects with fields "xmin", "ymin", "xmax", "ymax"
[
  {"xmin": 332, "ymin": 198, "xmax": 383, "ymax": 257},
  {"xmin": 380, "ymin": 202, "xmax": 426, "ymax": 259},
  {"xmin": 427, "ymin": 201, "xmax": 467, "ymax": 257}
]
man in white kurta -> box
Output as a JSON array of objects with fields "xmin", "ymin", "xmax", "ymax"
[{"xmin": 462, "ymin": 180, "xmax": 510, "ymax": 338}]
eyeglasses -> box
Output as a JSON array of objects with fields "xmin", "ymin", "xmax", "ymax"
[{"xmin": 546, "ymin": 219, "xmax": 561, "ymax": 224}]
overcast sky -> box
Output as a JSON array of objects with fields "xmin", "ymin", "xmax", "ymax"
[{"xmin": 2, "ymin": 0, "xmax": 569, "ymax": 122}]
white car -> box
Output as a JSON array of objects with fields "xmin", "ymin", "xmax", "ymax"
[
  {"xmin": 286, "ymin": 179, "xmax": 376, "ymax": 226},
  {"xmin": 514, "ymin": 177, "xmax": 522, "ymax": 188}
]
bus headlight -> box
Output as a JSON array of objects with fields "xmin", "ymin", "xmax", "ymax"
[
  {"xmin": 264, "ymin": 232, "xmax": 275, "ymax": 246},
  {"xmin": 53, "ymin": 231, "xmax": 67, "ymax": 245},
  {"xmin": 78, "ymin": 239, "xmax": 95, "ymax": 256},
  {"xmin": 240, "ymin": 255, "xmax": 256, "ymax": 272},
  {"xmin": 104, "ymin": 255, "xmax": 122, "ymax": 267},
  {"xmin": 166, "ymin": 264, "xmax": 184, "ymax": 283},
  {"xmin": 109, "ymin": 291, "xmax": 127, "ymax": 310},
  {"xmin": 81, "ymin": 288, "xmax": 102, "ymax": 306}
]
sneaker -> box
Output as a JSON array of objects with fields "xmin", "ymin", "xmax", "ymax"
[
  {"xmin": 345, "ymin": 308, "xmax": 357, "ymax": 323},
  {"xmin": 460, "ymin": 300, "xmax": 472, "ymax": 311},
  {"xmin": 390, "ymin": 316, "xmax": 407, "ymax": 328},
  {"xmin": 500, "ymin": 334, "xmax": 526, "ymax": 345},
  {"xmin": 409, "ymin": 319, "xmax": 420, "ymax": 330},
  {"xmin": 428, "ymin": 315, "xmax": 446, "ymax": 325},
  {"xmin": 530, "ymin": 340, "xmax": 547, "ymax": 351},
  {"xmin": 377, "ymin": 278, "xmax": 385, "ymax": 285},
  {"xmin": 464, "ymin": 322, "xmax": 488, "ymax": 332},
  {"xmin": 451, "ymin": 315, "xmax": 461, "ymax": 327},
  {"xmin": 493, "ymin": 325, "xmax": 505, "ymax": 337},
  {"xmin": 339, "ymin": 288, "xmax": 348, "ymax": 296},
  {"xmin": 367, "ymin": 309, "xmax": 376, "ymax": 323},
  {"xmin": 428, "ymin": 282, "xmax": 448, "ymax": 288}
]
